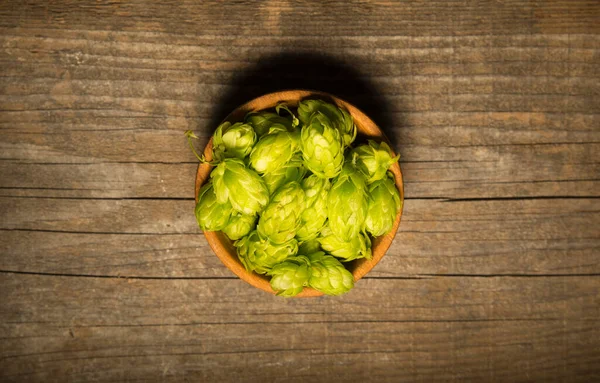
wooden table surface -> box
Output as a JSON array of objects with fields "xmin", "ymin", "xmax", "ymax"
[{"xmin": 1, "ymin": 1, "xmax": 599, "ymax": 382}]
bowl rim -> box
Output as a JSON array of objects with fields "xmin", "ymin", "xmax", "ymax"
[{"xmin": 195, "ymin": 89, "xmax": 404, "ymax": 297}]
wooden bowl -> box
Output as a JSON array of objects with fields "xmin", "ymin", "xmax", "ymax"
[{"xmin": 195, "ymin": 90, "xmax": 404, "ymax": 297}]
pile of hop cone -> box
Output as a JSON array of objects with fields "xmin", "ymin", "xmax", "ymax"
[{"xmin": 188, "ymin": 100, "xmax": 401, "ymax": 297}]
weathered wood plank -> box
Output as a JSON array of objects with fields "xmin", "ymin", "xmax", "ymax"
[
  {"xmin": 0, "ymin": 0, "xmax": 598, "ymax": 35},
  {"xmin": 0, "ymin": 163, "xmax": 198, "ymax": 199},
  {"xmin": 2, "ymin": 49, "xmax": 598, "ymax": 80},
  {"xmin": 3, "ymin": 28, "xmax": 600, "ymax": 49},
  {"xmin": 1, "ymin": 321, "xmax": 598, "ymax": 382},
  {"xmin": 0, "ymin": 197, "xmax": 196, "ymax": 234},
  {"xmin": 2, "ymin": 69, "xmax": 599, "ymax": 99},
  {"xmin": 2, "ymin": 198, "xmax": 598, "ymax": 276},
  {"xmin": 1, "ymin": 145, "xmax": 599, "ymax": 200},
  {"xmin": 0, "ymin": 274, "xmax": 598, "ymax": 381},
  {"xmin": 2, "ymin": 128, "xmax": 598, "ymax": 166},
  {"xmin": 0, "ymin": 231, "xmax": 229, "ymax": 278},
  {"xmin": 1, "ymin": 273, "xmax": 598, "ymax": 325}
]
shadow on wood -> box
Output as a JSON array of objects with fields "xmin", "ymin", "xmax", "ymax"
[{"xmin": 206, "ymin": 52, "xmax": 399, "ymax": 149}]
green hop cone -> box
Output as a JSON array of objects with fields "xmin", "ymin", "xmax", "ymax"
[
  {"xmin": 298, "ymin": 100, "xmax": 357, "ymax": 147},
  {"xmin": 318, "ymin": 223, "xmax": 372, "ymax": 262},
  {"xmin": 296, "ymin": 175, "xmax": 330, "ymax": 241},
  {"xmin": 300, "ymin": 113, "xmax": 345, "ymax": 178},
  {"xmin": 307, "ymin": 252, "xmax": 354, "ymax": 296},
  {"xmin": 194, "ymin": 182, "xmax": 233, "ymax": 231},
  {"xmin": 212, "ymin": 122, "xmax": 257, "ymax": 161},
  {"xmin": 268, "ymin": 256, "xmax": 311, "ymax": 297},
  {"xmin": 298, "ymin": 239, "xmax": 321, "ymax": 255},
  {"xmin": 250, "ymin": 125, "xmax": 299, "ymax": 174},
  {"xmin": 211, "ymin": 158, "xmax": 269, "ymax": 215},
  {"xmin": 327, "ymin": 163, "xmax": 368, "ymax": 241},
  {"xmin": 235, "ymin": 231, "xmax": 298, "ymax": 274},
  {"xmin": 365, "ymin": 173, "xmax": 402, "ymax": 237},
  {"xmin": 351, "ymin": 140, "xmax": 400, "ymax": 184},
  {"xmin": 261, "ymin": 153, "xmax": 307, "ymax": 195},
  {"xmin": 257, "ymin": 181, "xmax": 305, "ymax": 244},
  {"xmin": 245, "ymin": 111, "xmax": 294, "ymax": 137},
  {"xmin": 222, "ymin": 213, "xmax": 257, "ymax": 240}
]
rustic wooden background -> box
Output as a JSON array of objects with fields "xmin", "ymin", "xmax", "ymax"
[{"xmin": 1, "ymin": 1, "xmax": 599, "ymax": 382}]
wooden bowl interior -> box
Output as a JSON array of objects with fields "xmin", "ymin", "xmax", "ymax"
[{"xmin": 195, "ymin": 90, "xmax": 404, "ymax": 297}]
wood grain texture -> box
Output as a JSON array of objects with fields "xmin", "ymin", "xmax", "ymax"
[
  {"xmin": 0, "ymin": 274, "xmax": 599, "ymax": 382},
  {"xmin": 0, "ymin": 0, "xmax": 599, "ymax": 381},
  {"xmin": 1, "ymin": 198, "xmax": 598, "ymax": 277}
]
